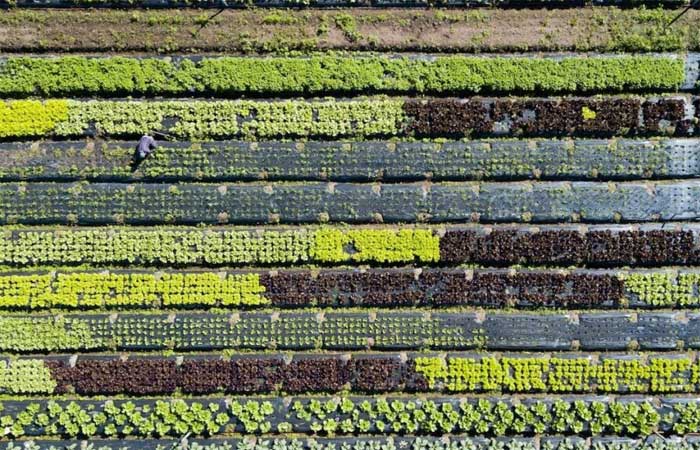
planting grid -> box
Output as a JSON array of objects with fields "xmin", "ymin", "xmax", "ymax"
[{"xmin": 6, "ymin": 2, "xmax": 700, "ymax": 450}]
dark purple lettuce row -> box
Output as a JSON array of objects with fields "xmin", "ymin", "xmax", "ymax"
[
  {"xmin": 403, "ymin": 98, "xmax": 693, "ymax": 138},
  {"xmin": 259, "ymin": 269, "xmax": 623, "ymax": 308},
  {"xmin": 439, "ymin": 228, "xmax": 695, "ymax": 266},
  {"xmin": 48, "ymin": 355, "xmax": 408, "ymax": 395}
]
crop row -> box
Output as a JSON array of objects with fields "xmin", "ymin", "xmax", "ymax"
[
  {"xmin": 0, "ymin": 396, "xmax": 698, "ymax": 438},
  {"xmin": 7, "ymin": 437, "xmax": 700, "ymax": 450},
  {"xmin": 5, "ymin": 352, "xmax": 700, "ymax": 395},
  {"xmin": 5, "ymin": 180, "xmax": 700, "ymax": 225},
  {"xmin": 0, "ymin": 268, "xmax": 622, "ymax": 309},
  {"xmin": 0, "ymin": 271, "xmax": 272, "ymax": 309},
  {"xmin": 2, "ymin": 225, "xmax": 698, "ymax": 267},
  {"xmin": 3, "ymin": 139, "xmax": 698, "ymax": 183},
  {"xmin": 0, "ymin": 311, "xmax": 697, "ymax": 352},
  {"xmin": 0, "ymin": 55, "xmax": 685, "ymax": 98},
  {"xmin": 0, "ymin": 225, "xmax": 691, "ymax": 266},
  {"xmin": 0, "ymin": 267, "xmax": 698, "ymax": 309},
  {"xmin": 0, "ymin": 227, "xmax": 439, "ymax": 266},
  {"xmin": 438, "ymin": 226, "xmax": 698, "ymax": 267},
  {"xmin": 2, "ymin": 97, "xmax": 695, "ymax": 140},
  {"xmin": 1, "ymin": 267, "xmax": 686, "ymax": 310},
  {"xmin": 0, "ymin": 0, "xmax": 692, "ymax": 7}
]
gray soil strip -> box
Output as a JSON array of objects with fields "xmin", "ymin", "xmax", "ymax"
[{"xmin": 1, "ymin": 138, "xmax": 699, "ymax": 183}]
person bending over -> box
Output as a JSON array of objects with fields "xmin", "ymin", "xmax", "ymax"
[{"xmin": 130, "ymin": 135, "xmax": 158, "ymax": 171}]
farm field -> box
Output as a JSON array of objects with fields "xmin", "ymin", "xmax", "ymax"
[{"xmin": 3, "ymin": 0, "xmax": 700, "ymax": 449}]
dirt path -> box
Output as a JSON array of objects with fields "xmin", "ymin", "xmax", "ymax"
[{"xmin": 0, "ymin": 7, "xmax": 698, "ymax": 54}]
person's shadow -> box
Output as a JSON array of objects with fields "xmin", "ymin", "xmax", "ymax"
[{"xmin": 130, "ymin": 148, "xmax": 144, "ymax": 172}]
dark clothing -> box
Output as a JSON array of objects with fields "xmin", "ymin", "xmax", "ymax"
[
  {"xmin": 130, "ymin": 135, "xmax": 158, "ymax": 172},
  {"xmin": 137, "ymin": 135, "xmax": 157, "ymax": 159}
]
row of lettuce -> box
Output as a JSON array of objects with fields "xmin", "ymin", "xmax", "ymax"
[
  {"xmin": 0, "ymin": 268, "xmax": 699, "ymax": 309},
  {"xmin": 3, "ymin": 180, "xmax": 700, "ymax": 224},
  {"xmin": 7, "ymin": 438, "xmax": 700, "ymax": 450},
  {"xmin": 1, "ymin": 352, "xmax": 700, "ymax": 395},
  {"xmin": 0, "ymin": 226, "xmax": 693, "ymax": 266},
  {"xmin": 0, "ymin": 139, "xmax": 691, "ymax": 182},
  {"xmin": 8, "ymin": 438, "xmax": 700, "ymax": 450},
  {"xmin": 0, "ymin": 55, "xmax": 686, "ymax": 98},
  {"xmin": 1, "ymin": 97, "xmax": 693, "ymax": 140},
  {"xmin": 0, "ymin": 396, "xmax": 692, "ymax": 438},
  {"xmin": 0, "ymin": 311, "xmax": 692, "ymax": 352}
]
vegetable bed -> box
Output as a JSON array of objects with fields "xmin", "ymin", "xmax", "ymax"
[
  {"xmin": 0, "ymin": 396, "xmax": 696, "ymax": 438},
  {"xmin": 3, "ymin": 180, "xmax": 700, "ymax": 225},
  {"xmin": 0, "ymin": 310, "xmax": 692, "ymax": 352},
  {"xmin": 1, "ymin": 224, "xmax": 698, "ymax": 267},
  {"xmin": 5, "ymin": 267, "xmax": 700, "ymax": 310},
  {"xmin": 0, "ymin": 55, "xmax": 686, "ymax": 98},
  {"xmin": 1, "ymin": 352, "xmax": 700, "ymax": 395},
  {"xmin": 2, "ymin": 97, "xmax": 696, "ymax": 140},
  {"xmin": 2, "ymin": 139, "xmax": 698, "ymax": 182},
  {"xmin": 2, "ymin": 2, "xmax": 700, "ymax": 448}
]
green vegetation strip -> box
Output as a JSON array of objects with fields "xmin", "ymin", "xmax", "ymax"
[
  {"xmin": 624, "ymin": 272, "xmax": 700, "ymax": 306},
  {"xmin": 0, "ymin": 139, "xmax": 687, "ymax": 182},
  {"xmin": 613, "ymin": 270, "xmax": 700, "ymax": 307},
  {"xmin": 0, "ymin": 271, "xmax": 271, "ymax": 309},
  {"xmin": 0, "ymin": 55, "xmax": 684, "ymax": 97},
  {"xmin": 4, "ymin": 438, "xmax": 698, "ymax": 450},
  {"xmin": 0, "ymin": 227, "xmax": 438, "ymax": 266},
  {"xmin": 0, "ymin": 99, "xmax": 403, "ymax": 140},
  {"xmin": 414, "ymin": 354, "xmax": 700, "ymax": 393},
  {"xmin": 0, "ymin": 396, "xmax": 690, "ymax": 438}
]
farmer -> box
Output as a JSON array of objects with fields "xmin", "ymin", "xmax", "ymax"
[{"xmin": 130, "ymin": 134, "xmax": 158, "ymax": 171}]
